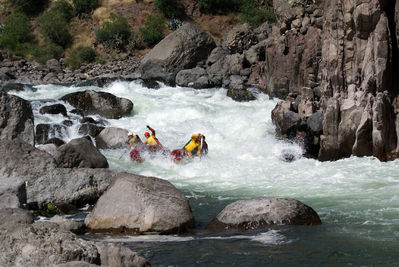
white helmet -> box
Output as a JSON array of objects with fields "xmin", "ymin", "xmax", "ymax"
[{"xmin": 127, "ymin": 132, "xmax": 133, "ymax": 136}]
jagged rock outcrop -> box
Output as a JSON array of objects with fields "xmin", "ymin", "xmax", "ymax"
[
  {"xmin": 139, "ymin": 23, "xmax": 216, "ymax": 84},
  {"xmin": 85, "ymin": 172, "xmax": 194, "ymax": 234},
  {"xmin": 0, "ymin": 139, "xmax": 116, "ymax": 210},
  {"xmin": 206, "ymin": 197, "xmax": 321, "ymax": 232},
  {"xmin": 60, "ymin": 90, "xmax": 133, "ymax": 119},
  {"xmin": 269, "ymin": 0, "xmax": 399, "ymax": 161},
  {"xmin": 0, "ymin": 91, "xmax": 35, "ymax": 145}
]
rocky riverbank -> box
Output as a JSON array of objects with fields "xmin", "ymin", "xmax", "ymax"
[{"xmin": 0, "ymin": 50, "xmax": 141, "ymax": 85}]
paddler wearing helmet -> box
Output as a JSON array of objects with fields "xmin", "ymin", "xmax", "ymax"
[
  {"xmin": 143, "ymin": 125, "xmax": 163, "ymax": 149},
  {"xmin": 183, "ymin": 133, "xmax": 203, "ymax": 158},
  {"xmin": 127, "ymin": 132, "xmax": 142, "ymax": 149}
]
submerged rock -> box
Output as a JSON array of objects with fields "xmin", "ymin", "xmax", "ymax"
[
  {"xmin": 206, "ymin": 197, "xmax": 321, "ymax": 232},
  {"xmin": 85, "ymin": 172, "xmax": 194, "ymax": 234}
]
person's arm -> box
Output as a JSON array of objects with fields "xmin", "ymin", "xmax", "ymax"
[{"xmin": 147, "ymin": 125, "xmax": 155, "ymax": 136}]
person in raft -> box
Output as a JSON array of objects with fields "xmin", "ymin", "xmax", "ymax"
[
  {"xmin": 127, "ymin": 132, "xmax": 142, "ymax": 150},
  {"xmin": 143, "ymin": 125, "xmax": 163, "ymax": 151},
  {"xmin": 184, "ymin": 133, "xmax": 204, "ymax": 158}
]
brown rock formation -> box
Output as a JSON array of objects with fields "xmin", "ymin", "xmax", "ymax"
[{"xmin": 268, "ymin": 0, "xmax": 399, "ymax": 161}]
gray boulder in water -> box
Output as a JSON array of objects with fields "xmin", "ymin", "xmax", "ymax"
[
  {"xmin": 60, "ymin": 90, "xmax": 133, "ymax": 119},
  {"xmin": 206, "ymin": 197, "xmax": 321, "ymax": 231},
  {"xmin": 55, "ymin": 138, "xmax": 109, "ymax": 168},
  {"xmin": 95, "ymin": 127, "xmax": 129, "ymax": 149},
  {"xmin": 85, "ymin": 172, "xmax": 194, "ymax": 234}
]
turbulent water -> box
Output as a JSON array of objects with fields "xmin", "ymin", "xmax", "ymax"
[{"xmin": 13, "ymin": 81, "xmax": 399, "ymax": 266}]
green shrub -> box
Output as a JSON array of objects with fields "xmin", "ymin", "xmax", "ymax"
[
  {"xmin": 38, "ymin": 9, "xmax": 72, "ymax": 47},
  {"xmin": 8, "ymin": 0, "xmax": 47, "ymax": 16},
  {"xmin": 65, "ymin": 45, "xmax": 97, "ymax": 69},
  {"xmin": 0, "ymin": 12, "xmax": 32, "ymax": 51},
  {"xmin": 31, "ymin": 43, "xmax": 64, "ymax": 64},
  {"xmin": 196, "ymin": 0, "xmax": 241, "ymax": 14},
  {"xmin": 53, "ymin": 0, "xmax": 74, "ymax": 22},
  {"xmin": 240, "ymin": 0, "xmax": 276, "ymax": 27},
  {"xmin": 72, "ymin": 0, "xmax": 99, "ymax": 18},
  {"xmin": 95, "ymin": 13, "xmax": 131, "ymax": 49},
  {"xmin": 154, "ymin": 0, "xmax": 181, "ymax": 18},
  {"xmin": 127, "ymin": 32, "xmax": 144, "ymax": 51},
  {"xmin": 139, "ymin": 13, "xmax": 166, "ymax": 46}
]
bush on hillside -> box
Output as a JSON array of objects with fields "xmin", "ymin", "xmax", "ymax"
[
  {"xmin": 240, "ymin": 0, "xmax": 276, "ymax": 27},
  {"xmin": 65, "ymin": 46, "xmax": 98, "ymax": 70},
  {"xmin": 139, "ymin": 13, "xmax": 166, "ymax": 46},
  {"xmin": 31, "ymin": 43, "xmax": 64, "ymax": 64},
  {"xmin": 72, "ymin": 0, "xmax": 99, "ymax": 18},
  {"xmin": 38, "ymin": 9, "xmax": 72, "ymax": 47},
  {"xmin": 0, "ymin": 12, "xmax": 32, "ymax": 51},
  {"xmin": 8, "ymin": 0, "xmax": 48, "ymax": 16},
  {"xmin": 127, "ymin": 32, "xmax": 144, "ymax": 51},
  {"xmin": 95, "ymin": 13, "xmax": 131, "ymax": 49},
  {"xmin": 196, "ymin": 0, "xmax": 241, "ymax": 14},
  {"xmin": 154, "ymin": 0, "xmax": 182, "ymax": 19},
  {"xmin": 53, "ymin": 0, "xmax": 74, "ymax": 22}
]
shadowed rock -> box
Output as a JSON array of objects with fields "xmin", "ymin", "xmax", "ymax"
[
  {"xmin": 55, "ymin": 138, "xmax": 108, "ymax": 168},
  {"xmin": 0, "ymin": 91, "xmax": 34, "ymax": 145}
]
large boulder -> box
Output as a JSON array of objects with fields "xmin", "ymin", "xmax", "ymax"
[
  {"xmin": 0, "ymin": 139, "xmax": 57, "ymax": 182},
  {"xmin": 139, "ymin": 23, "xmax": 216, "ymax": 84},
  {"xmin": 206, "ymin": 197, "xmax": 321, "ymax": 231},
  {"xmin": 60, "ymin": 90, "xmax": 133, "ymax": 119},
  {"xmin": 0, "ymin": 222, "xmax": 100, "ymax": 266},
  {"xmin": 95, "ymin": 127, "xmax": 129, "ymax": 149},
  {"xmin": 0, "ymin": 139, "xmax": 116, "ymax": 210},
  {"xmin": 85, "ymin": 172, "xmax": 194, "ymax": 234},
  {"xmin": 0, "ymin": 178, "xmax": 26, "ymax": 209},
  {"xmin": 27, "ymin": 168, "xmax": 116, "ymax": 211},
  {"xmin": 0, "ymin": 91, "xmax": 35, "ymax": 145},
  {"xmin": 55, "ymin": 138, "xmax": 109, "ymax": 168}
]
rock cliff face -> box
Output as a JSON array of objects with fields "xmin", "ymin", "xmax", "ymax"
[{"xmin": 266, "ymin": 0, "xmax": 399, "ymax": 161}]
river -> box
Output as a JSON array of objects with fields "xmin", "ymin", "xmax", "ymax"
[{"xmin": 13, "ymin": 80, "xmax": 399, "ymax": 266}]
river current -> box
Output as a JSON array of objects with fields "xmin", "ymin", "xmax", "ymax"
[{"xmin": 12, "ymin": 81, "xmax": 399, "ymax": 266}]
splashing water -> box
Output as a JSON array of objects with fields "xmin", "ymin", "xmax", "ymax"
[{"xmin": 11, "ymin": 81, "xmax": 399, "ymax": 266}]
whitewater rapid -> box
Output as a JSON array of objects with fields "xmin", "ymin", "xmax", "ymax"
[{"xmin": 12, "ymin": 80, "xmax": 399, "ymax": 265}]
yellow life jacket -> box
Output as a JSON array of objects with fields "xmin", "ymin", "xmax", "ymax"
[
  {"xmin": 144, "ymin": 135, "xmax": 158, "ymax": 146},
  {"xmin": 184, "ymin": 138, "xmax": 201, "ymax": 155}
]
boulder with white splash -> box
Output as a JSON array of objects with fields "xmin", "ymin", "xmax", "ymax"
[{"xmin": 95, "ymin": 127, "xmax": 129, "ymax": 149}]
